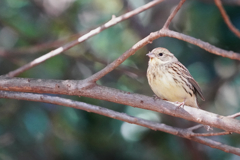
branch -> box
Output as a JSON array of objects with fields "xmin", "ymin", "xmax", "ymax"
[
  {"xmin": 4, "ymin": 0, "xmax": 163, "ymax": 78},
  {"xmin": 85, "ymin": 0, "xmax": 187, "ymax": 83},
  {"xmin": 5, "ymin": 0, "xmax": 240, "ymax": 82},
  {"xmin": 1, "ymin": 0, "xmax": 239, "ymax": 156},
  {"xmin": 86, "ymin": 0, "xmax": 185, "ymax": 83},
  {"xmin": 78, "ymin": 53, "xmax": 145, "ymax": 79},
  {"xmin": 187, "ymin": 124, "xmax": 231, "ymax": 137},
  {"xmin": 160, "ymin": 29, "xmax": 240, "ymax": 59},
  {"xmin": 191, "ymin": 132, "xmax": 231, "ymax": 137},
  {"xmin": 0, "ymin": 0, "xmax": 239, "ymax": 139},
  {"xmin": 0, "ymin": 77, "xmax": 239, "ymax": 134},
  {"xmin": 214, "ymin": 0, "xmax": 240, "ymax": 38},
  {"xmin": 228, "ymin": 112, "xmax": 240, "ymax": 118},
  {"xmin": 86, "ymin": 28, "xmax": 240, "ymax": 83},
  {"xmin": 162, "ymin": 0, "xmax": 186, "ymax": 29},
  {"xmin": 0, "ymin": 90, "xmax": 239, "ymax": 156},
  {"xmin": 85, "ymin": 0, "xmax": 240, "ymax": 82}
]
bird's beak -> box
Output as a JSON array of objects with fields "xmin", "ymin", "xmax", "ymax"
[{"xmin": 146, "ymin": 52, "xmax": 155, "ymax": 58}]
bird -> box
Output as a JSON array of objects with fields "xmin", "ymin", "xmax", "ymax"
[{"xmin": 146, "ymin": 47, "xmax": 205, "ymax": 108}]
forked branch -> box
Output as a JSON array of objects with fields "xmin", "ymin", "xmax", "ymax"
[
  {"xmin": 0, "ymin": 0, "xmax": 240, "ymax": 156},
  {"xmin": 0, "ymin": 77, "xmax": 239, "ymax": 135},
  {"xmin": 0, "ymin": 90, "xmax": 239, "ymax": 156}
]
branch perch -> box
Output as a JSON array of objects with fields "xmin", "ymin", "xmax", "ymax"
[
  {"xmin": 0, "ymin": 90, "xmax": 239, "ymax": 156},
  {"xmin": 1, "ymin": 0, "xmax": 240, "ymax": 156},
  {"xmin": 0, "ymin": 77, "xmax": 239, "ymax": 134}
]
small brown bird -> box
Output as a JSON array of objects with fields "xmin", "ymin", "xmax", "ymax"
[{"xmin": 147, "ymin": 47, "xmax": 205, "ymax": 108}]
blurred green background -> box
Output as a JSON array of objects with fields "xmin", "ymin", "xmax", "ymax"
[{"xmin": 0, "ymin": 0, "xmax": 240, "ymax": 159}]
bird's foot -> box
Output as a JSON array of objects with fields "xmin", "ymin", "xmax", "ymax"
[
  {"xmin": 153, "ymin": 95, "xmax": 161, "ymax": 101},
  {"xmin": 175, "ymin": 101, "xmax": 185, "ymax": 108}
]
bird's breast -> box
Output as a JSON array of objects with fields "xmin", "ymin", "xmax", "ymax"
[{"xmin": 147, "ymin": 64, "xmax": 193, "ymax": 102}]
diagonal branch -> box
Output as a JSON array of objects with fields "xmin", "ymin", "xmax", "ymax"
[
  {"xmin": 0, "ymin": 77, "xmax": 239, "ymax": 134},
  {"xmin": 86, "ymin": 0, "xmax": 240, "ymax": 83},
  {"xmin": 0, "ymin": 90, "xmax": 239, "ymax": 156},
  {"xmin": 163, "ymin": 0, "xmax": 186, "ymax": 29},
  {"xmin": 4, "ymin": 0, "xmax": 164, "ymax": 78},
  {"xmin": 1, "ymin": 0, "xmax": 239, "ymax": 156},
  {"xmin": 86, "ymin": 28, "xmax": 240, "ymax": 83},
  {"xmin": 214, "ymin": 0, "xmax": 240, "ymax": 38},
  {"xmin": 160, "ymin": 29, "xmax": 240, "ymax": 59},
  {"xmin": 86, "ymin": 0, "xmax": 187, "ymax": 83},
  {"xmin": 4, "ymin": 0, "xmax": 240, "ymax": 83}
]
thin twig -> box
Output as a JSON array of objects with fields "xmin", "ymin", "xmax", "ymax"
[
  {"xmin": 4, "ymin": 0, "xmax": 164, "ymax": 78},
  {"xmin": 228, "ymin": 112, "xmax": 240, "ymax": 118},
  {"xmin": 214, "ymin": 0, "xmax": 240, "ymax": 38},
  {"xmin": 187, "ymin": 122, "xmax": 235, "ymax": 137},
  {"xmin": 190, "ymin": 131, "xmax": 232, "ymax": 137},
  {"xmin": 78, "ymin": 53, "xmax": 144, "ymax": 79},
  {"xmin": 0, "ymin": 90, "xmax": 239, "ymax": 156},
  {"xmin": 187, "ymin": 124, "xmax": 204, "ymax": 131},
  {"xmin": 162, "ymin": 0, "xmax": 186, "ymax": 29},
  {"xmin": 187, "ymin": 125, "xmax": 231, "ymax": 137},
  {"xmin": 184, "ymin": 111, "xmax": 240, "ymax": 137}
]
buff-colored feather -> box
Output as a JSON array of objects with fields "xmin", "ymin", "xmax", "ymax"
[{"xmin": 147, "ymin": 48, "xmax": 204, "ymax": 108}]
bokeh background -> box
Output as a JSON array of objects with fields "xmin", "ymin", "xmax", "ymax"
[{"xmin": 0, "ymin": 0, "xmax": 240, "ymax": 159}]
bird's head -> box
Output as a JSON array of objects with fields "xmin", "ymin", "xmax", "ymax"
[{"xmin": 147, "ymin": 47, "xmax": 178, "ymax": 64}]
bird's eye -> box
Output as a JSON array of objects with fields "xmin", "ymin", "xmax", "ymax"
[{"xmin": 159, "ymin": 53, "xmax": 163, "ymax": 56}]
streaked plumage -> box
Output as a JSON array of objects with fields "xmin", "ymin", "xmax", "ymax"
[{"xmin": 147, "ymin": 47, "xmax": 205, "ymax": 108}]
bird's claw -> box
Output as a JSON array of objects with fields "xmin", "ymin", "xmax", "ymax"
[
  {"xmin": 175, "ymin": 101, "xmax": 185, "ymax": 108},
  {"xmin": 153, "ymin": 95, "xmax": 161, "ymax": 101}
]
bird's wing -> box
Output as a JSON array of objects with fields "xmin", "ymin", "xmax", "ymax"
[
  {"xmin": 187, "ymin": 77, "xmax": 205, "ymax": 101},
  {"xmin": 172, "ymin": 62, "xmax": 205, "ymax": 101},
  {"xmin": 176, "ymin": 62, "xmax": 205, "ymax": 101}
]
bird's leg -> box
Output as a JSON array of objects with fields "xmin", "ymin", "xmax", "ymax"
[
  {"xmin": 153, "ymin": 95, "xmax": 161, "ymax": 101},
  {"xmin": 175, "ymin": 99, "xmax": 186, "ymax": 108},
  {"xmin": 153, "ymin": 95, "xmax": 167, "ymax": 102}
]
